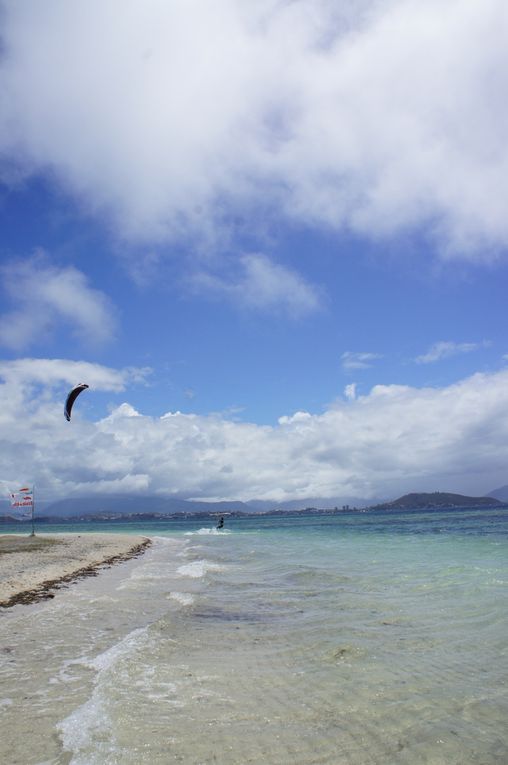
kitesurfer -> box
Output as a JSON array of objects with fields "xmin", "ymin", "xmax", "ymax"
[{"xmin": 216, "ymin": 516, "xmax": 224, "ymax": 530}]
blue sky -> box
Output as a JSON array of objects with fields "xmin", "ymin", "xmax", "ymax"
[{"xmin": 0, "ymin": 0, "xmax": 507, "ymax": 503}]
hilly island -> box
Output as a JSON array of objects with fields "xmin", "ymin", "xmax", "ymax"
[{"xmin": 369, "ymin": 492, "xmax": 503, "ymax": 511}]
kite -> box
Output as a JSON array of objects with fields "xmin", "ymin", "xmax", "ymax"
[{"xmin": 64, "ymin": 383, "xmax": 89, "ymax": 421}]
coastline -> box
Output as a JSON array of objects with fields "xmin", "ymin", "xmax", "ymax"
[{"xmin": 0, "ymin": 533, "xmax": 152, "ymax": 608}]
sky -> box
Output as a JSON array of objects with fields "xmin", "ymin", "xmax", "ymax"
[{"xmin": 0, "ymin": 0, "xmax": 507, "ymax": 505}]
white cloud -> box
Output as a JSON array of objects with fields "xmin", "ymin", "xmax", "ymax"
[
  {"xmin": 0, "ymin": 256, "xmax": 118, "ymax": 350},
  {"xmin": 1, "ymin": 360, "xmax": 507, "ymax": 502},
  {"xmin": 192, "ymin": 254, "xmax": 321, "ymax": 317},
  {"xmin": 416, "ymin": 340, "xmax": 483, "ymax": 364},
  {"xmin": 0, "ymin": 358, "xmax": 150, "ymax": 398},
  {"xmin": 0, "ymin": 1, "xmax": 507, "ymax": 258},
  {"xmin": 344, "ymin": 383, "xmax": 357, "ymax": 401},
  {"xmin": 341, "ymin": 351, "xmax": 382, "ymax": 371}
]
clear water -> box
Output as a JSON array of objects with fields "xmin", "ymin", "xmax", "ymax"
[{"xmin": 1, "ymin": 508, "xmax": 507, "ymax": 764}]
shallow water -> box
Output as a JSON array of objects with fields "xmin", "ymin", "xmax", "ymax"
[{"xmin": 1, "ymin": 508, "xmax": 507, "ymax": 764}]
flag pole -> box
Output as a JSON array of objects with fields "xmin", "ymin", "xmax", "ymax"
[{"xmin": 30, "ymin": 484, "xmax": 35, "ymax": 537}]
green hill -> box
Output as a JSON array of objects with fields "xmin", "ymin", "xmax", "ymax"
[{"xmin": 372, "ymin": 492, "xmax": 501, "ymax": 510}]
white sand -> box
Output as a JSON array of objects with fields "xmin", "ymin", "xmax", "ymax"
[{"xmin": 0, "ymin": 533, "xmax": 151, "ymax": 607}]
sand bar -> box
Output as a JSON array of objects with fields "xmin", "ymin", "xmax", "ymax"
[{"xmin": 0, "ymin": 533, "xmax": 151, "ymax": 608}]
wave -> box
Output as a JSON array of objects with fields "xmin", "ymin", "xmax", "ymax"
[
  {"xmin": 176, "ymin": 559, "xmax": 225, "ymax": 578},
  {"xmin": 168, "ymin": 591, "xmax": 195, "ymax": 606},
  {"xmin": 184, "ymin": 527, "xmax": 231, "ymax": 536},
  {"xmin": 57, "ymin": 626, "xmax": 152, "ymax": 764}
]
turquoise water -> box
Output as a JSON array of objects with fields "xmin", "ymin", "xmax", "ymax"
[{"xmin": 1, "ymin": 508, "xmax": 507, "ymax": 764}]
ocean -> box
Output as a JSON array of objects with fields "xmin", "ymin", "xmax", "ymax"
[{"xmin": 1, "ymin": 508, "xmax": 507, "ymax": 764}]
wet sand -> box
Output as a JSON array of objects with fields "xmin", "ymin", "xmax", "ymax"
[{"xmin": 0, "ymin": 533, "xmax": 151, "ymax": 608}]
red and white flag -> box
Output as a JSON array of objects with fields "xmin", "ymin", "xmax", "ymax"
[{"xmin": 10, "ymin": 488, "xmax": 33, "ymax": 508}]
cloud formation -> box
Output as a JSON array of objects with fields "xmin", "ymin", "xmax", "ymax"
[
  {"xmin": 0, "ymin": 0, "xmax": 507, "ymax": 258},
  {"xmin": 341, "ymin": 351, "xmax": 382, "ymax": 371},
  {"xmin": 344, "ymin": 383, "xmax": 357, "ymax": 401},
  {"xmin": 0, "ymin": 358, "xmax": 149, "ymax": 391},
  {"xmin": 192, "ymin": 254, "xmax": 321, "ymax": 317},
  {"xmin": 1, "ymin": 359, "xmax": 507, "ymax": 503},
  {"xmin": 0, "ymin": 256, "xmax": 117, "ymax": 350},
  {"xmin": 416, "ymin": 340, "xmax": 484, "ymax": 364}
]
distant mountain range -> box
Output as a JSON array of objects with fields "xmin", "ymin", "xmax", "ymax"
[
  {"xmin": 37, "ymin": 495, "xmax": 255, "ymax": 518},
  {"xmin": 0, "ymin": 488, "xmax": 504, "ymax": 521},
  {"xmin": 42, "ymin": 493, "xmax": 377, "ymax": 518},
  {"xmin": 0, "ymin": 493, "xmax": 379, "ymax": 520},
  {"xmin": 489, "ymin": 484, "xmax": 508, "ymax": 502}
]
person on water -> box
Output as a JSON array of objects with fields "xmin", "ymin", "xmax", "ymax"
[{"xmin": 216, "ymin": 516, "xmax": 224, "ymax": 530}]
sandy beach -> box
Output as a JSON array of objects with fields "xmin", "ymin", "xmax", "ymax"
[{"xmin": 0, "ymin": 533, "xmax": 151, "ymax": 608}]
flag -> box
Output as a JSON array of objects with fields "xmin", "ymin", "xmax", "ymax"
[{"xmin": 10, "ymin": 489, "xmax": 33, "ymax": 508}]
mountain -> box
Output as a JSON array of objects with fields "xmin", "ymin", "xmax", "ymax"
[
  {"xmin": 1, "ymin": 490, "xmax": 502, "ymax": 521},
  {"xmin": 371, "ymin": 492, "xmax": 502, "ymax": 510},
  {"xmin": 488, "ymin": 484, "xmax": 508, "ymax": 502},
  {"xmin": 15, "ymin": 493, "xmax": 381, "ymax": 519},
  {"xmin": 41, "ymin": 495, "xmax": 255, "ymax": 518}
]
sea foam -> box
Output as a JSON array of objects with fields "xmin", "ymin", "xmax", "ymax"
[
  {"xmin": 184, "ymin": 527, "xmax": 231, "ymax": 536},
  {"xmin": 176, "ymin": 559, "xmax": 225, "ymax": 578},
  {"xmin": 57, "ymin": 627, "xmax": 151, "ymax": 764},
  {"xmin": 169, "ymin": 591, "xmax": 195, "ymax": 606}
]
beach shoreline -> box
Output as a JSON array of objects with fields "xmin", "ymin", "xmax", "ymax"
[{"xmin": 0, "ymin": 533, "xmax": 152, "ymax": 608}]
